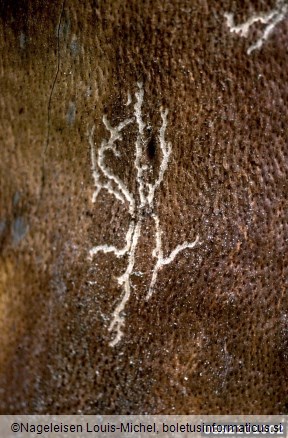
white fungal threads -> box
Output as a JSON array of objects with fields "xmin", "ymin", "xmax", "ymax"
[
  {"xmin": 224, "ymin": 0, "xmax": 288, "ymax": 55},
  {"xmin": 89, "ymin": 83, "xmax": 199, "ymax": 346},
  {"xmin": 147, "ymin": 216, "xmax": 200, "ymax": 301}
]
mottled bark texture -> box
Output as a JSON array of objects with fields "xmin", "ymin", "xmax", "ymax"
[{"xmin": 0, "ymin": 0, "xmax": 287, "ymax": 414}]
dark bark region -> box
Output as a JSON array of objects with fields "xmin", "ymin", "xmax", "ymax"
[{"xmin": 0, "ymin": 0, "xmax": 287, "ymax": 414}]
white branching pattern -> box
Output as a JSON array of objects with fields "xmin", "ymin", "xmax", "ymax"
[
  {"xmin": 147, "ymin": 215, "xmax": 199, "ymax": 301},
  {"xmin": 224, "ymin": 0, "xmax": 288, "ymax": 55},
  {"xmin": 89, "ymin": 83, "xmax": 199, "ymax": 347}
]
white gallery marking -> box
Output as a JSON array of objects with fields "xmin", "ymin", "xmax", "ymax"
[
  {"xmin": 224, "ymin": 0, "xmax": 288, "ymax": 54},
  {"xmin": 89, "ymin": 83, "xmax": 199, "ymax": 346}
]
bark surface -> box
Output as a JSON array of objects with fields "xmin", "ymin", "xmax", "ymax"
[{"xmin": 0, "ymin": 0, "xmax": 287, "ymax": 414}]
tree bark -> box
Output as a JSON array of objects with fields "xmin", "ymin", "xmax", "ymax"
[{"xmin": 0, "ymin": 0, "xmax": 287, "ymax": 414}]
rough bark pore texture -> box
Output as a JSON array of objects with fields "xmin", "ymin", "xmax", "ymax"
[{"xmin": 0, "ymin": 0, "xmax": 287, "ymax": 414}]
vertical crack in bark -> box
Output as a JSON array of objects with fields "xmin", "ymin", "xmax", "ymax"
[{"xmin": 40, "ymin": 0, "xmax": 66, "ymax": 199}]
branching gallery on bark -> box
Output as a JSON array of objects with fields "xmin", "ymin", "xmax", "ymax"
[
  {"xmin": 88, "ymin": 83, "xmax": 199, "ymax": 347},
  {"xmin": 225, "ymin": 0, "xmax": 287, "ymax": 55}
]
